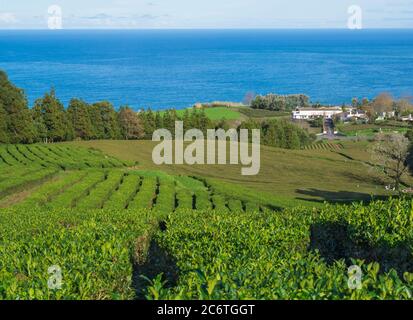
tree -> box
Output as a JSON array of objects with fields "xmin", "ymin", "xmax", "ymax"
[
  {"xmin": 118, "ymin": 106, "xmax": 144, "ymax": 140},
  {"xmin": 67, "ymin": 99, "xmax": 94, "ymax": 140},
  {"xmin": 33, "ymin": 89, "xmax": 69, "ymax": 142},
  {"xmin": 140, "ymin": 109, "xmax": 156, "ymax": 138},
  {"xmin": 371, "ymin": 133, "xmax": 410, "ymax": 193},
  {"xmin": 371, "ymin": 93, "xmax": 394, "ymax": 115},
  {"xmin": 162, "ymin": 109, "xmax": 177, "ymax": 134},
  {"xmin": 243, "ymin": 92, "xmax": 256, "ymax": 106},
  {"xmin": 89, "ymin": 101, "xmax": 120, "ymax": 139},
  {"xmin": 351, "ymin": 97, "xmax": 359, "ymax": 108},
  {"xmin": 199, "ymin": 109, "xmax": 211, "ymax": 134},
  {"xmin": 0, "ymin": 103, "xmax": 9, "ymax": 143},
  {"xmin": 395, "ymin": 98, "xmax": 413, "ymax": 116},
  {"xmin": 31, "ymin": 106, "xmax": 48, "ymax": 143},
  {"xmin": 251, "ymin": 94, "xmax": 310, "ymax": 111},
  {"xmin": 0, "ymin": 70, "xmax": 36, "ymax": 143},
  {"xmin": 182, "ymin": 109, "xmax": 190, "ymax": 131},
  {"xmin": 361, "ymin": 97, "xmax": 369, "ymax": 107},
  {"xmin": 155, "ymin": 111, "xmax": 163, "ymax": 130},
  {"xmin": 88, "ymin": 103, "xmax": 105, "ymax": 139}
]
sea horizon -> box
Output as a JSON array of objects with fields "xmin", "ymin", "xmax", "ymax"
[{"xmin": 1, "ymin": 28, "xmax": 412, "ymax": 110}]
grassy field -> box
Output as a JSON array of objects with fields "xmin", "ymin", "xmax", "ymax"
[
  {"xmin": 67, "ymin": 139, "xmax": 401, "ymax": 205},
  {"xmin": 337, "ymin": 122, "xmax": 410, "ymax": 137},
  {"xmin": 161, "ymin": 105, "xmax": 293, "ymax": 122},
  {"xmin": 1, "ymin": 142, "xmax": 412, "ymax": 300},
  {"xmin": 161, "ymin": 106, "xmax": 244, "ymax": 121}
]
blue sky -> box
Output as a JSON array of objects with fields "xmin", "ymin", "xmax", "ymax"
[{"xmin": 0, "ymin": 0, "xmax": 412, "ymax": 29}]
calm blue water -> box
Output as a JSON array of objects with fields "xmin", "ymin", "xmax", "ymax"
[{"xmin": 0, "ymin": 29, "xmax": 412, "ymax": 110}]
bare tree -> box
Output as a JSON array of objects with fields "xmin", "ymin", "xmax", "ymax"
[
  {"xmin": 118, "ymin": 106, "xmax": 144, "ymax": 140},
  {"xmin": 371, "ymin": 92, "xmax": 394, "ymax": 114},
  {"xmin": 243, "ymin": 92, "xmax": 256, "ymax": 106},
  {"xmin": 371, "ymin": 133, "xmax": 410, "ymax": 193}
]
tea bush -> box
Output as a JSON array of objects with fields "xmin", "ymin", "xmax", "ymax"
[
  {"xmin": 104, "ymin": 173, "xmax": 141, "ymax": 210},
  {"xmin": 0, "ymin": 144, "xmax": 130, "ymax": 170},
  {"xmin": 0, "ymin": 207, "xmax": 156, "ymax": 300},
  {"xmin": 150, "ymin": 199, "xmax": 413, "ymax": 300}
]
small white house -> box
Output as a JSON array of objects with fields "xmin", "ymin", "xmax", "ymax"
[
  {"xmin": 376, "ymin": 111, "xmax": 396, "ymax": 121},
  {"xmin": 401, "ymin": 114, "xmax": 413, "ymax": 122},
  {"xmin": 292, "ymin": 107, "xmax": 344, "ymax": 120},
  {"xmin": 343, "ymin": 108, "xmax": 367, "ymax": 121}
]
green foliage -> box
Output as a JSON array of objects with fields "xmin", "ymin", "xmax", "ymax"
[
  {"xmin": 149, "ymin": 198, "xmax": 413, "ymax": 300},
  {"xmin": 47, "ymin": 170, "xmax": 106, "ymax": 209},
  {"xmin": 240, "ymin": 119, "xmax": 315, "ymax": 149},
  {"xmin": 251, "ymin": 94, "xmax": 310, "ymax": 111},
  {"xmin": 104, "ymin": 173, "xmax": 141, "ymax": 210},
  {"xmin": 0, "ymin": 70, "xmax": 36, "ymax": 143},
  {"xmin": 77, "ymin": 171, "xmax": 125, "ymax": 210},
  {"xmin": 67, "ymin": 99, "xmax": 94, "ymax": 140},
  {"xmin": 127, "ymin": 175, "xmax": 157, "ymax": 210},
  {"xmin": 0, "ymin": 144, "xmax": 128, "ymax": 170},
  {"xmin": 0, "ymin": 104, "xmax": 9, "ymax": 143},
  {"xmin": 33, "ymin": 89, "xmax": 72, "ymax": 142},
  {"xmin": 2, "ymin": 140, "xmax": 412, "ymax": 300},
  {"xmin": 0, "ymin": 207, "xmax": 153, "ymax": 299},
  {"xmin": 237, "ymin": 107, "xmax": 290, "ymax": 118},
  {"xmin": 154, "ymin": 176, "xmax": 176, "ymax": 213},
  {"xmin": 0, "ymin": 167, "xmax": 58, "ymax": 199},
  {"xmin": 140, "ymin": 107, "xmax": 213, "ymax": 136},
  {"xmin": 15, "ymin": 171, "xmax": 88, "ymax": 208}
]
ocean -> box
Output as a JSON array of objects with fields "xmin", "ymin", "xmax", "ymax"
[{"xmin": 0, "ymin": 29, "xmax": 412, "ymax": 110}]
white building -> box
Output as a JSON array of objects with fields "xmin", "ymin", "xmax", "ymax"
[
  {"xmin": 343, "ymin": 108, "xmax": 367, "ymax": 121},
  {"xmin": 401, "ymin": 114, "xmax": 413, "ymax": 122},
  {"xmin": 292, "ymin": 107, "xmax": 344, "ymax": 120},
  {"xmin": 376, "ymin": 111, "xmax": 396, "ymax": 121}
]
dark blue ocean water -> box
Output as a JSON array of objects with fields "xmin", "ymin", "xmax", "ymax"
[{"xmin": 0, "ymin": 29, "xmax": 412, "ymax": 110}]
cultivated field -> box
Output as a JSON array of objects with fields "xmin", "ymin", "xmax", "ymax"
[
  {"xmin": 1, "ymin": 142, "xmax": 412, "ymax": 300},
  {"xmin": 69, "ymin": 140, "xmax": 397, "ymax": 204}
]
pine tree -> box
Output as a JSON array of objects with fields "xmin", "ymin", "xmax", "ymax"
[
  {"xmin": 144, "ymin": 109, "xmax": 156, "ymax": 137},
  {"xmin": 0, "ymin": 103, "xmax": 9, "ymax": 143},
  {"xmin": 182, "ymin": 109, "xmax": 190, "ymax": 130},
  {"xmin": 155, "ymin": 111, "xmax": 163, "ymax": 130},
  {"xmin": 93, "ymin": 101, "xmax": 120, "ymax": 139},
  {"xmin": 31, "ymin": 106, "xmax": 48, "ymax": 143},
  {"xmin": 33, "ymin": 89, "xmax": 69, "ymax": 142},
  {"xmin": 88, "ymin": 104, "xmax": 105, "ymax": 139},
  {"xmin": 0, "ymin": 70, "xmax": 36, "ymax": 143},
  {"xmin": 199, "ymin": 109, "xmax": 211, "ymax": 133},
  {"xmin": 67, "ymin": 99, "xmax": 94, "ymax": 140}
]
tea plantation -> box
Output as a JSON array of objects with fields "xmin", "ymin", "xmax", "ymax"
[{"xmin": 0, "ymin": 144, "xmax": 412, "ymax": 300}]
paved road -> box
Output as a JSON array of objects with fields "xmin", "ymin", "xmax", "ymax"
[{"xmin": 324, "ymin": 118, "xmax": 335, "ymax": 138}]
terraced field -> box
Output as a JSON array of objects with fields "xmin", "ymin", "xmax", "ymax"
[
  {"xmin": 0, "ymin": 144, "xmax": 130, "ymax": 170},
  {"xmin": 304, "ymin": 141, "xmax": 344, "ymax": 151},
  {"xmin": 0, "ymin": 144, "xmax": 266, "ymax": 213},
  {"xmin": 2, "ymin": 142, "xmax": 412, "ymax": 301},
  {"xmin": 0, "ymin": 143, "xmax": 274, "ymax": 300},
  {"xmin": 14, "ymin": 169, "xmax": 264, "ymax": 213}
]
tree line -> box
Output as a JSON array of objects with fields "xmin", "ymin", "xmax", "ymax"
[
  {"xmin": 1, "ymin": 70, "xmax": 313, "ymax": 150},
  {"xmin": 250, "ymin": 94, "xmax": 310, "ymax": 111},
  {"xmin": 0, "ymin": 70, "xmax": 217, "ymax": 144},
  {"xmin": 240, "ymin": 119, "xmax": 315, "ymax": 149}
]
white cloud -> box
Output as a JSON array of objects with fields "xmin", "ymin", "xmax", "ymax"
[{"xmin": 0, "ymin": 12, "xmax": 17, "ymax": 24}]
